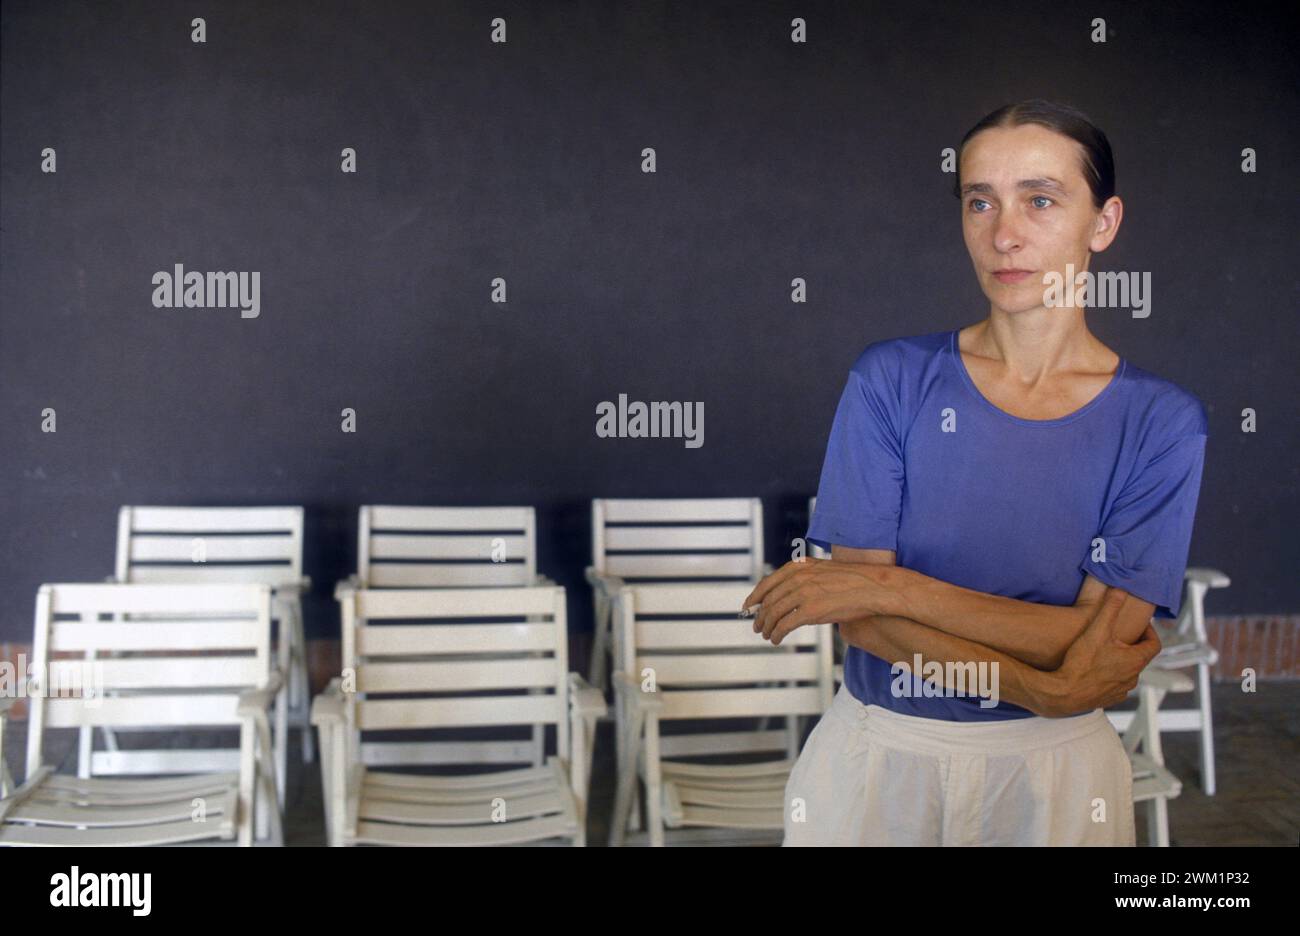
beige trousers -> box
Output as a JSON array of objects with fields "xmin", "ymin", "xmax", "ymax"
[{"xmin": 784, "ymin": 684, "xmax": 1136, "ymax": 846}]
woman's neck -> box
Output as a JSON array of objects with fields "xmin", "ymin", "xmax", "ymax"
[{"xmin": 962, "ymin": 310, "xmax": 1116, "ymax": 383}]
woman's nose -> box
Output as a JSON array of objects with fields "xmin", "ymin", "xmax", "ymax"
[{"xmin": 993, "ymin": 211, "xmax": 1024, "ymax": 253}]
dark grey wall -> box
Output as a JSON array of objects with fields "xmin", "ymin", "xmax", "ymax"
[{"xmin": 2, "ymin": 0, "xmax": 1297, "ymax": 641}]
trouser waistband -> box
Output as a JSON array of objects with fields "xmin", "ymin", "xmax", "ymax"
[{"xmin": 826, "ymin": 683, "xmax": 1111, "ymax": 757}]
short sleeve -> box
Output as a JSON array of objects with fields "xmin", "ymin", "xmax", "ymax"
[
  {"xmin": 1080, "ymin": 428, "xmax": 1207, "ymax": 619},
  {"xmin": 806, "ymin": 351, "xmax": 906, "ymax": 553}
]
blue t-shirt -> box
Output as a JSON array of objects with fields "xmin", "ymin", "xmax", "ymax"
[{"xmin": 807, "ymin": 329, "xmax": 1208, "ymax": 722}]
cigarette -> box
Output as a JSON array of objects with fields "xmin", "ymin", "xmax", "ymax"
[{"xmin": 738, "ymin": 604, "xmax": 761, "ymax": 619}]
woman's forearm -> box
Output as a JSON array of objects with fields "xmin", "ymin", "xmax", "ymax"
[
  {"xmin": 870, "ymin": 566, "xmax": 1091, "ymax": 670},
  {"xmin": 838, "ymin": 613, "xmax": 1063, "ymax": 716}
]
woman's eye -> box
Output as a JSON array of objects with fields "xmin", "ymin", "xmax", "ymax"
[{"xmin": 1031, "ymin": 196, "xmax": 1053, "ymax": 209}]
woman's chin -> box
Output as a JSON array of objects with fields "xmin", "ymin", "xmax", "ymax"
[{"xmin": 982, "ymin": 291, "xmax": 1050, "ymax": 316}]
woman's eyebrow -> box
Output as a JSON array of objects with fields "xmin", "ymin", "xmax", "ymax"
[
  {"xmin": 1018, "ymin": 177, "xmax": 1068, "ymax": 193},
  {"xmin": 960, "ymin": 177, "xmax": 1068, "ymax": 196}
]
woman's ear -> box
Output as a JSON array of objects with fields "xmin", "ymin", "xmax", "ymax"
[{"xmin": 1089, "ymin": 194, "xmax": 1124, "ymax": 253}]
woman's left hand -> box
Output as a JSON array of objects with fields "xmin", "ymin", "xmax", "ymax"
[{"xmin": 743, "ymin": 557, "xmax": 896, "ymax": 645}]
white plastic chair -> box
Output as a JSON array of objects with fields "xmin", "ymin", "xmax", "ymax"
[
  {"xmin": 1106, "ymin": 567, "xmax": 1229, "ymax": 796},
  {"xmin": 609, "ymin": 581, "xmax": 834, "ymax": 846},
  {"xmin": 1123, "ymin": 667, "xmax": 1194, "ymax": 846},
  {"xmin": 334, "ymin": 505, "xmax": 553, "ymax": 768},
  {"xmin": 586, "ymin": 497, "xmax": 770, "ymax": 694},
  {"xmin": 311, "ymin": 585, "xmax": 605, "ymax": 845},
  {"xmin": 109, "ymin": 506, "xmax": 312, "ymax": 807},
  {"xmin": 0, "ymin": 583, "xmax": 281, "ymax": 847}
]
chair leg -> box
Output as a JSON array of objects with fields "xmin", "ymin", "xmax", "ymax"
[
  {"xmin": 588, "ymin": 594, "xmax": 610, "ymax": 692},
  {"xmin": 274, "ymin": 680, "xmax": 289, "ymax": 807},
  {"xmin": 238, "ymin": 721, "xmax": 256, "ymax": 847},
  {"xmin": 1195, "ymin": 662, "xmax": 1216, "ymax": 795},
  {"xmin": 629, "ymin": 794, "xmax": 644, "ymax": 831},
  {"xmin": 255, "ymin": 712, "xmax": 284, "ymax": 846},
  {"xmin": 255, "ymin": 778, "xmax": 270, "ymax": 841},
  {"xmin": 609, "ymin": 702, "xmax": 644, "ymax": 846},
  {"xmin": 1148, "ymin": 796, "xmax": 1170, "ymax": 847},
  {"xmin": 614, "ymin": 682, "xmax": 645, "ymax": 832},
  {"xmin": 319, "ymin": 733, "xmax": 333, "ymax": 847},
  {"xmin": 645, "ymin": 719, "xmax": 663, "ymax": 847},
  {"xmin": 608, "ymin": 761, "xmax": 637, "ymax": 847},
  {"xmin": 261, "ymin": 771, "xmax": 283, "ymax": 847},
  {"xmin": 288, "ymin": 599, "xmax": 314, "ymax": 763}
]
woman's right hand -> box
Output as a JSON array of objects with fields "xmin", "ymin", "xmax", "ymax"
[{"xmin": 1030, "ymin": 588, "xmax": 1163, "ymax": 716}]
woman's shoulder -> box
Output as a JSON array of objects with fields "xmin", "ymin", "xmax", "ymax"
[
  {"xmin": 846, "ymin": 329, "xmax": 952, "ymax": 382},
  {"xmin": 1117, "ymin": 360, "xmax": 1209, "ymax": 439}
]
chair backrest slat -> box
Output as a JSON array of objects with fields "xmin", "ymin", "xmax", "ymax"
[
  {"xmin": 116, "ymin": 506, "xmax": 304, "ymax": 588},
  {"xmin": 592, "ymin": 497, "xmax": 764, "ymax": 581},
  {"xmin": 43, "ymin": 694, "xmax": 248, "ymax": 729},
  {"xmin": 358, "ymin": 506, "xmax": 537, "ymax": 587},
  {"xmin": 48, "ymin": 656, "xmax": 267, "ymax": 690},
  {"xmin": 357, "ymin": 695, "xmax": 563, "ymax": 731}
]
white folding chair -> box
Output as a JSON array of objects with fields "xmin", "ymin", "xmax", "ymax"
[
  {"xmin": 0, "ymin": 583, "xmax": 280, "ymax": 847},
  {"xmin": 1106, "ymin": 567, "xmax": 1229, "ymax": 796},
  {"xmin": 109, "ymin": 506, "xmax": 312, "ymax": 807},
  {"xmin": 587, "ymin": 498, "xmax": 776, "ymax": 833},
  {"xmin": 335, "ymin": 505, "xmax": 552, "ymax": 767},
  {"xmin": 586, "ymin": 497, "xmax": 770, "ymax": 694},
  {"xmin": 609, "ymin": 582, "xmax": 834, "ymax": 846},
  {"xmin": 311, "ymin": 585, "xmax": 604, "ymax": 846},
  {"xmin": 1121, "ymin": 667, "xmax": 1194, "ymax": 846}
]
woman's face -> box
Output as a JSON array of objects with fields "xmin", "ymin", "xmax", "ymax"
[{"xmin": 958, "ymin": 123, "xmax": 1120, "ymax": 316}]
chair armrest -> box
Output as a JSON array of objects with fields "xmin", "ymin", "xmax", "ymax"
[
  {"xmin": 1185, "ymin": 567, "xmax": 1230, "ymax": 589},
  {"xmin": 1138, "ymin": 668, "xmax": 1195, "ymax": 694},
  {"xmin": 612, "ymin": 670, "xmax": 663, "ymax": 712},
  {"xmin": 584, "ymin": 566, "xmax": 626, "ymax": 596},
  {"xmin": 236, "ymin": 670, "xmax": 286, "ymax": 717},
  {"xmin": 333, "ymin": 576, "xmax": 362, "ymax": 602},
  {"xmin": 274, "ymin": 576, "xmax": 312, "ymax": 597},
  {"xmin": 311, "ymin": 678, "xmax": 347, "ymax": 726},
  {"xmin": 568, "ymin": 673, "xmax": 607, "ymax": 720},
  {"xmin": 0, "ymin": 765, "xmax": 54, "ymax": 823}
]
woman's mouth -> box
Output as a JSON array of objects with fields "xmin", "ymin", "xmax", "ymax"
[{"xmin": 993, "ymin": 269, "xmax": 1034, "ymax": 284}]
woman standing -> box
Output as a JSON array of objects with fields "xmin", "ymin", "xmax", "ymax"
[{"xmin": 746, "ymin": 100, "xmax": 1207, "ymax": 846}]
